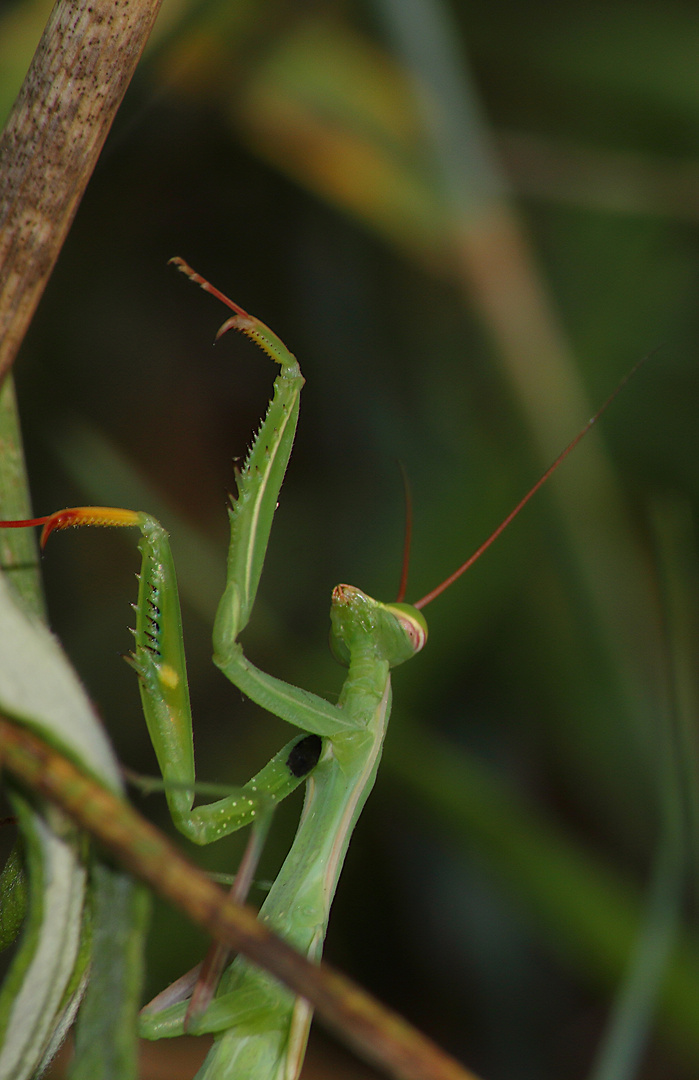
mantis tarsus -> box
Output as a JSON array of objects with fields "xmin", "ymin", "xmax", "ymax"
[{"xmin": 0, "ymin": 258, "xmax": 643, "ymax": 1080}]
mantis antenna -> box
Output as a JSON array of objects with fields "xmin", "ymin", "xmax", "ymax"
[{"xmin": 413, "ymin": 352, "xmax": 653, "ymax": 611}]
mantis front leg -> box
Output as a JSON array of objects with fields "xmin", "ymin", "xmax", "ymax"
[{"xmin": 26, "ymin": 259, "xmax": 346, "ymax": 846}]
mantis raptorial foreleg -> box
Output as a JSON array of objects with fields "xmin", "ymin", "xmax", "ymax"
[{"xmin": 22, "ymin": 258, "xmax": 343, "ymax": 848}]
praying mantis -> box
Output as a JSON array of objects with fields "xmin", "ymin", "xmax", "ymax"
[{"xmin": 0, "ymin": 259, "xmax": 642, "ymax": 1080}]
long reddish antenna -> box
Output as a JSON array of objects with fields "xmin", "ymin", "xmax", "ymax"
[
  {"xmin": 413, "ymin": 353, "xmax": 652, "ymax": 611},
  {"xmin": 395, "ymin": 462, "xmax": 414, "ymax": 603}
]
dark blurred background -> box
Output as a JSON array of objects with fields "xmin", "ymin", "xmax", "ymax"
[{"xmin": 3, "ymin": 0, "xmax": 699, "ymax": 1077}]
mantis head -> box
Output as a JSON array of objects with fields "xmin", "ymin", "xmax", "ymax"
[
  {"xmin": 329, "ymin": 585, "xmax": 427, "ymax": 668},
  {"xmin": 334, "ymin": 350, "xmax": 651, "ymax": 665}
]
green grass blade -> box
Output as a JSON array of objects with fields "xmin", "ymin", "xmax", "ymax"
[{"xmin": 70, "ymin": 865, "xmax": 150, "ymax": 1080}]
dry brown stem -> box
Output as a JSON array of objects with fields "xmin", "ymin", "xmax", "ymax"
[{"xmin": 0, "ymin": 0, "xmax": 163, "ymax": 382}]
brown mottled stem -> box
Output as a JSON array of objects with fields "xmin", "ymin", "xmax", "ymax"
[
  {"xmin": 0, "ymin": 716, "xmax": 481, "ymax": 1080},
  {"xmin": 0, "ymin": 0, "xmax": 164, "ymax": 383}
]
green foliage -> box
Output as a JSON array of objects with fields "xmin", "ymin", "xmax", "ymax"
[
  {"xmin": 0, "ymin": 384, "xmax": 148, "ymax": 1077},
  {"xmin": 0, "ymin": 844, "xmax": 26, "ymax": 952},
  {"xmin": 70, "ymin": 866, "xmax": 150, "ymax": 1080}
]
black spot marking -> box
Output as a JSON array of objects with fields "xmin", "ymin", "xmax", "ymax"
[{"xmin": 286, "ymin": 734, "xmax": 322, "ymax": 778}]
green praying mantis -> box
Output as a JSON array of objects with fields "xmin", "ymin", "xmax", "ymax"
[{"xmin": 0, "ymin": 259, "xmax": 643, "ymax": 1080}]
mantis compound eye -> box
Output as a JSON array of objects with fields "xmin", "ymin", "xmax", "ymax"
[
  {"xmin": 396, "ymin": 612, "xmax": 428, "ymax": 654},
  {"xmin": 385, "ymin": 603, "xmax": 428, "ymax": 656}
]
